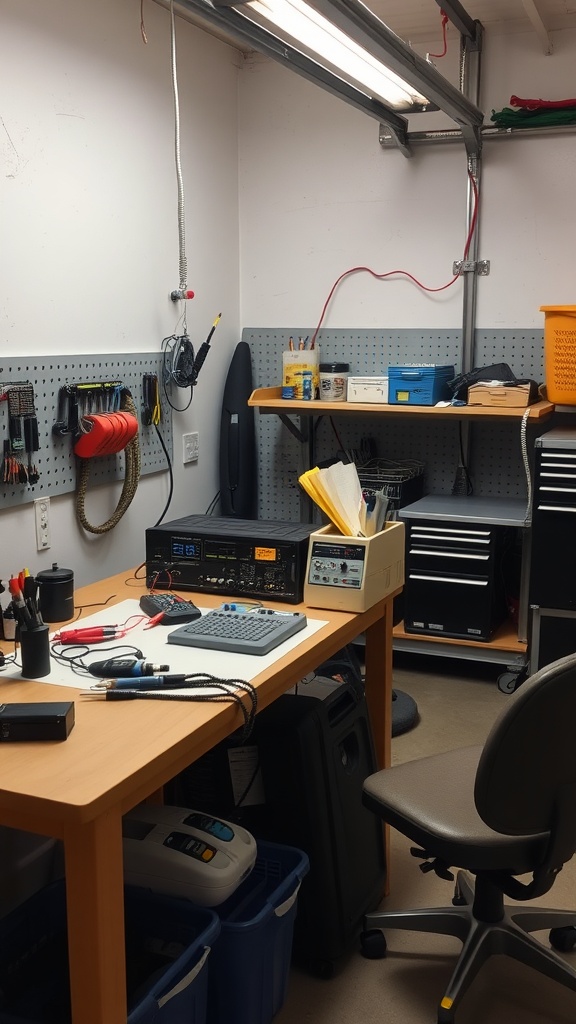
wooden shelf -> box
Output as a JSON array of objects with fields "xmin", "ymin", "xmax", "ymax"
[
  {"xmin": 249, "ymin": 387, "xmax": 555, "ymax": 421},
  {"xmin": 392, "ymin": 619, "xmax": 527, "ymax": 667}
]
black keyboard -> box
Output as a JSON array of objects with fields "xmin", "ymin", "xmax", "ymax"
[{"xmin": 167, "ymin": 607, "xmax": 307, "ymax": 655}]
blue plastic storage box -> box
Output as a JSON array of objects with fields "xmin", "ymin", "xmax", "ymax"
[
  {"xmin": 0, "ymin": 880, "xmax": 220, "ymax": 1024},
  {"xmin": 387, "ymin": 364, "xmax": 455, "ymax": 405},
  {"xmin": 207, "ymin": 840, "xmax": 309, "ymax": 1024}
]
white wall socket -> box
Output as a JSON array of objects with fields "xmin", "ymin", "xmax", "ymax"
[
  {"xmin": 182, "ymin": 431, "xmax": 199, "ymax": 464},
  {"xmin": 34, "ymin": 496, "xmax": 51, "ymax": 551}
]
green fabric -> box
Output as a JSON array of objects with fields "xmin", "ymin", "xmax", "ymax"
[{"xmin": 491, "ymin": 106, "xmax": 576, "ymax": 128}]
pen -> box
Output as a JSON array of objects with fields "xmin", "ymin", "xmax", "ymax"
[
  {"xmin": 8, "ymin": 579, "xmax": 33, "ymax": 629},
  {"xmin": 84, "ymin": 687, "xmax": 192, "ymax": 700},
  {"xmin": 92, "ymin": 675, "xmax": 188, "ymax": 690}
]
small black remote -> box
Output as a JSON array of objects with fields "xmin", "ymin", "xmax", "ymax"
[{"xmin": 139, "ymin": 593, "xmax": 201, "ymax": 624}]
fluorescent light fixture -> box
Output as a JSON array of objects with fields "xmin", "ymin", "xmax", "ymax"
[
  {"xmin": 231, "ymin": 0, "xmax": 429, "ymax": 110},
  {"xmin": 169, "ymin": 0, "xmax": 484, "ymax": 154}
]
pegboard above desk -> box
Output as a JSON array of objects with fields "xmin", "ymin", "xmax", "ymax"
[{"xmin": 0, "ymin": 353, "xmax": 172, "ymax": 510}]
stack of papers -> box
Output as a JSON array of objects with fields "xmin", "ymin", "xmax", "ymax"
[{"xmin": 298, "ymin": 461, "xmax": 388, "ymax": 537}]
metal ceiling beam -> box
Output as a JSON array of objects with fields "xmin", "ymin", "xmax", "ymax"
[{"xmin": 433, "ymin": 0, "xmax": 481, "ymax": 44}]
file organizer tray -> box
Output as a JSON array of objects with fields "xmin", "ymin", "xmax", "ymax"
[
  {"xmin": 207, "ymin": 840, "xmax": 309, "ymax": 1024},
  {"xmin": 387, "ymin": 364, "xmax": 454, "ymax": 405},
  {"xmin": 0, "ymin": 880, "xmax": 220, "ymax": 1024},
  {"xmin": 356, "ymin": 458, "xmax": 425, "ymax": 513}
]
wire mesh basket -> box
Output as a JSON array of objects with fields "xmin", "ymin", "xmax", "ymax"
[{"xmin": 356, "ymin": 458, "xmax": 425, "ymax": 511}]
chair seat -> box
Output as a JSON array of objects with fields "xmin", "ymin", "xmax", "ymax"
[{"xmin": 363, "ymin": 745, "xmax": 550, "ymax": 874}]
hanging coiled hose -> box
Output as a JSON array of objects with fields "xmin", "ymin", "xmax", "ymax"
[{"xmin": 75, "ymin": 392, "xmax": 142, "ymax": 535}]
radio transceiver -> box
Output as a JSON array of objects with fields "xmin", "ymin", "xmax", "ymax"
[{"xmin": 145, "ymin": 515, "xmax": 317, "ymax": 603}]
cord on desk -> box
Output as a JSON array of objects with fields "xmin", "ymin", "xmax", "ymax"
[{"xmin": 84, "ymin": 673, "xmax": 258, "ymax": 742}]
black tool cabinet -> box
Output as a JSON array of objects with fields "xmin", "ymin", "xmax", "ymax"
[
  {"xmin": 529, "ymin": 428, "xmax": 576, "ymax": 670},
  {"xmin": 400, "ymin": 513, "xmax": 513, "ymax": 642}
]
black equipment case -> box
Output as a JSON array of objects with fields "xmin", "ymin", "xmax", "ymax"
[{"xmin": 167, "ymin": 677, "xmax": 386, "ymax": 977}]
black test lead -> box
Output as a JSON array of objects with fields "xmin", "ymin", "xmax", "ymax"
[{"xmin": 91, "ymin": 675, "xmax": 188, "ymax": 691}]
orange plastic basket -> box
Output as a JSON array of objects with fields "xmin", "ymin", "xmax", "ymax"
[{"xmin": 541, "ymin": 305, "xmax": 576, "ymax": 405}]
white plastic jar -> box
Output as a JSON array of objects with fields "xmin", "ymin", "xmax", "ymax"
[{"xmin": 319, "ymin": 362, "xmax": 349, "ymax": 402}]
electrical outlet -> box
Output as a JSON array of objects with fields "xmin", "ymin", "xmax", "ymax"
[
  {"xmin": 182, "ymin": 431, "xmax": 199, "ymax": 464},
  {"xmin": 34, "ymin": 497, "xmax": 51, "ymax": 551}
]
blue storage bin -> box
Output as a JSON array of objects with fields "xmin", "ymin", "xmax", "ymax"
[
  {"xmin": 207, "ymin": 840, "xmax": 309, "ymax": 1024},
  {"xmin": 0, "ymin": 880, "xmax": 220, "ymax": 1024},
  {"xmin": 387, "ymin": 364, "xmax": 455, "ymax": 405}
]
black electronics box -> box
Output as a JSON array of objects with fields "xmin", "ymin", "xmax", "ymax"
[
  {"xmin": 145, "ymin": 515, "xmax": 317, "ymax": 603},
  {"xmin": 166, "ymin": 678, "xmax": 386, "ymax": 977},
  {"xmin": 0, "ymin": 702, "xmax": 75, "ymax": 741},
  {"xmin": 400, "ymin": 514, "xmax": 514, "ymax": 642}
]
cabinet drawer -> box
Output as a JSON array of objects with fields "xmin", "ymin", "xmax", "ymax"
[
  {"xmin": 403, "ymin": 572, "xmax": 507, "ymax": 642},
  {"xmin": 407, "ymin": 547, "xmax": 491, "ymax": 576}
]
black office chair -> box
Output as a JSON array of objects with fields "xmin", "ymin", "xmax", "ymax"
[{"xmin": 361, "ymin": 653, "xmax": 576, "ymax": 1023}]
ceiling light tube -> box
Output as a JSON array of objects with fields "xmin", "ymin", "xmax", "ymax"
[
  {"xmin": 228, "ymin": 0, "xmax": 429, "ymax": 110},
  {"xmin": 215, "ymin": 0, "xmax": 484, "ymax": 129}
]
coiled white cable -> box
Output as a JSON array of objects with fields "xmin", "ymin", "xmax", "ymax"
[
  {"xmin": 170, "ymin": 0, "xmax": 188, "ymax": 327},
  {"xmin": 520, "ymin": 407, "xmax": 532, "ymax": 525}
]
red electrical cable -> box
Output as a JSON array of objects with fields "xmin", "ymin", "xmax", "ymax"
[
  {"xmin": 429, "ymin": 10, "xmax": 449, "ymax": 59},
  {"xmin": 310, "ymin": 171, "xmax": 479, "ymax": 349}
]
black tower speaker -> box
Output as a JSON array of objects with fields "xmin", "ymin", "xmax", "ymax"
[
  {"xmin": 167, "ymin": 679, "xmax": 386, "ymax": 977},
  {"xmin": 219, "ymin": 341, "xmax": 257, "ymax": 518}
]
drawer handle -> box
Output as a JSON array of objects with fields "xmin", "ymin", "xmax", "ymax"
[
  {"xmin": 409, "ymin": 549, "xmax": 489, "ymax": 560},
  {"xmin": 537, "ymin": 504, "xmax": 576, "ymax": 513},
  {"xmin": 409, "ymin": 574, "xmax": 488, "ymax": 586}
]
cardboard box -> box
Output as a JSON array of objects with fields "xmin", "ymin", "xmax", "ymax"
[
  {"xmin": 347, "ymin": 376, "xmax": 389, "ymax": 403},
  {"xmin": 303, "ymin": 521, "xmax": 405, "ymax": 613},
  {"xmin": 467, "ymin": 383, "xmax": 532, "ymax": 408}
]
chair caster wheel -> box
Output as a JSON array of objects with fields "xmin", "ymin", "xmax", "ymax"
[
  {"xmin": 550, "ymin": 926, "xmax": 576, "ymax": 952},
  {"xmin": 360, "ymin": 928, "xmax": 387, "ymax": 959},
  {"xmin": 497, "ymin": 671, "xmax": 518, "ymax": 694}
]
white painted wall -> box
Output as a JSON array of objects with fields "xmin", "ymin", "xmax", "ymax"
[
  {"xmin": 0, "ymin": 0, "xmax": 241, "ymax": 586},
  {"xmin": 2, "ymin": 2, "xmax": 576, "ymax": 592},
  {"xmin": 238, "ymin": 24, "xmax": 576, "ymax": 332}
]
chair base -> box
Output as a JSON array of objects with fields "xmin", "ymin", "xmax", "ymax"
[{"xmin": 363, "ymin": 870, "xmax": 576, "ymax": 1023}]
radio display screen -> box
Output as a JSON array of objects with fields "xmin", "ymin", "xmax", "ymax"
[{"xmin": 171, "ymin": 536, "xmax": 201, "ymax": 560}]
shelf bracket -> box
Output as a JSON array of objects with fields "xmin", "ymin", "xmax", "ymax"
[
  {"xmin": 452, "ymin": 259, "xmax": 490, "ymax": 276},
  {"xmin": 278, "ymin": 412, "xmax": 310, "ymax": 445}
]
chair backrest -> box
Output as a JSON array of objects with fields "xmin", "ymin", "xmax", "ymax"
[{"xmin": 475, "ymin": 653, "xmax": 576, "ymax": 842}]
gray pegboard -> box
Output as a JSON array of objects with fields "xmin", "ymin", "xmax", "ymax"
[
  {"xmin": 243, "ymin": 327, "xmax": 549, "ymax": 521},
  {"xmin": 0, "ymin": 353, "xmax": 173, "ymax": 508},
  {"xmin": 474, "ymin": 331, "xmax": 545, "ymax": 380}
]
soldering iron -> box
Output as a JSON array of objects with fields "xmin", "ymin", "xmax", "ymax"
[
  {"xmin": 88, "ymin": 658, "xmax": 169, "ymax": 679},
  {"xmin": 91, "ymin": 675, "xmax": 188, "ymax": 691}
]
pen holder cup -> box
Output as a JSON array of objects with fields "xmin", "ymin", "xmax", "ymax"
[
  {"xmin": 282, "ymin": 350, "xmax": 320, "ymax": 400},
  {"xmin": 20, "ymin": 625, "xmax": 51, "ymax": 679}
]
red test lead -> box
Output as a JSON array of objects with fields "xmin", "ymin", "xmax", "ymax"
[{"xmin": 53, "ymin": 626, "xmax": 121, "ymax": 644}]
